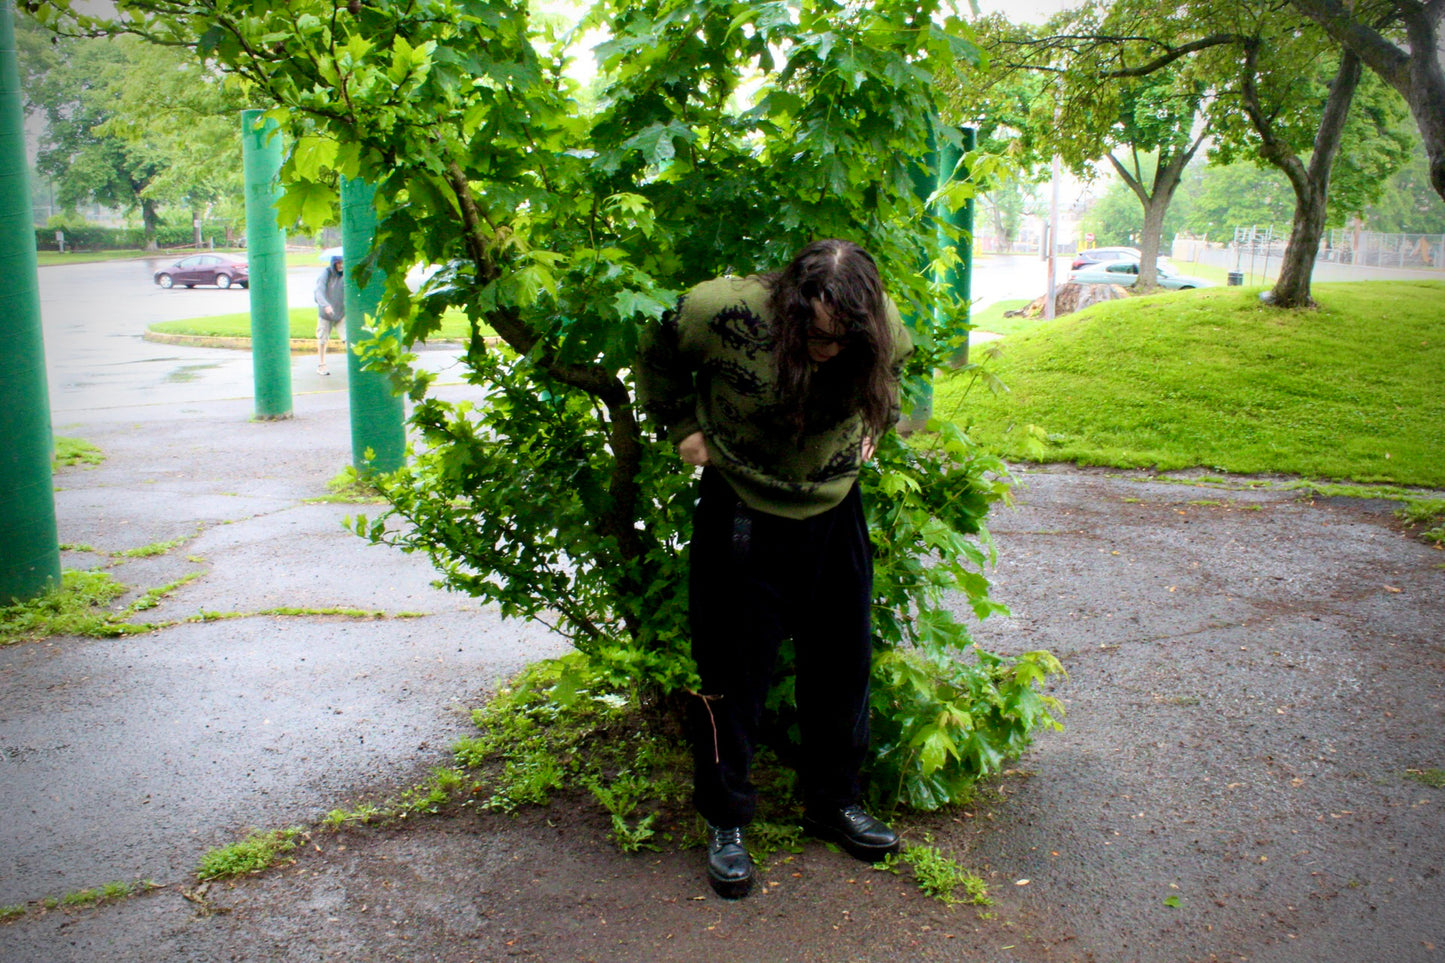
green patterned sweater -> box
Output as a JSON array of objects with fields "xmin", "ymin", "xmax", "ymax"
[{"xmin": 636, "ymin": 275, "xmax": 912, "ymax": 520}]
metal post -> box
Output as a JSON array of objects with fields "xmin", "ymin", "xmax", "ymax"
[
  {"xmin": 941, "ymin": 126, "xmax": 975, "ymax": 367},
  {"xmin": 0, "ymin": 0, "xmax": 60, "ymax": 603},
  {"xmin": 340, "ymin": 177, "xmax": 405, "ymax": 475},
  {"xmin": 241, "ymin": 109, "xmax": 292, "ymax": 420},
  {"xmin": 901, "ymin": 129, "xmax": 943, "ymax": 434},
  {"xmin": 1045, "ymin": 148, "xmax": 1061, "ymax": 320}
]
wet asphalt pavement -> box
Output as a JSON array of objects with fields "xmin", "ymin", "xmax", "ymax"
[
  {"xmin": 0, "ymin": 258, "xmax": 1441, "ymax": 961},
  {"xmin": 3, "ymin": 258, "xmax": 566, "ymax": 906}
]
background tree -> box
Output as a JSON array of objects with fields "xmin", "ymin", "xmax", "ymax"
[
  {"xmin": 1202, "ymin": 3, "xmax": 1413, "ymax": 304},
  {"xmin": 19, "ymin": 21, "xmax": 245, "ymax": 246},
  {"xmin": 1169, "ymin": 161, "xmax": 1296, "ymax": 239},
  {"xmin": 1078, "ymin": 159, "xmax": 1186, "ymax": 247},
  {"xmin": 1362, "ymin": 137, "xmax": 1445, "ymax": 233},
  {"xmin": 968, "ymin": 9, "xmax": 1209, "ymax": 288},
  {"xmin": 40, "ymin": 0, "xmax": 1061, "ymax": 811},
  {"xmin": 20, "ymin": 28, "xmax": 166, "ymax": 245},
  {"xmin": 1009, "ymin": 0, "xmax": 1412, "ymax": 307},
  {"xmin": 99, "ymin": 39, "xmax": 248, "ymax": 244}
]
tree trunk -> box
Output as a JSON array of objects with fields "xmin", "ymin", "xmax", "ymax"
[
  {"xmin": 141, "ymin": 199, "xmax": 159, "ymax": 251},
  {"xmin": 1241, "ymin": 43, "xmax": 1362, "ymax": 308},
  {"xmin": 1108, "ymin": 131, "xmax": 1204, "ymax": 289},
  {"xmin": 1136, "ymin": 195, "xmax": 1169, "ymax": 287},
  {"xmin": 1405, "ymin": 12, "xmax": 1445, "ymax": 202},
  {"xmin": 1270, "ymin": 179, "xmax": 1330, "ymax": 307},
  {"xmin": 1288, "ymin": 0, "xmax": 1445, "ymax": 203}
]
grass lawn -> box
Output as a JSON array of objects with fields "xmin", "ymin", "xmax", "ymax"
[
  {"xmin": 149, "ymin": 307, "xmax": 478, "ymax": 342},
  {"xmin": 935, "ymin": 280, "xmax": 1445, "ymax": 488},
  {"xmin": 971, "ymin": 299, "xmax": 1034, "ymax": 339},
  {"xmin": 36, "ymin": 250, "xmax": 150, "ymax": 266}
]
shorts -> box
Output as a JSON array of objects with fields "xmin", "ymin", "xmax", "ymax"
[{"xmin": 317, "ymin": 312, "xmax": 345, "ymax": 341}]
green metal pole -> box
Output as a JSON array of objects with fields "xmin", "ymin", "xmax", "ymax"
[
  {"xmin": 241, "ymin": 109, "xmax": 292, "ymax": 420},
  {"xmin": 942, "ymin": 126, "xmax": 976, "ymax": 367},
  {"xmin": 901, "ymin": 129, "xmax": 943, "ymax": 433},
  {"xmin": 0, "ymin": 0, "xmax": 59, "ymax": 601},
  {"xmin": 340, "ymin": 177, "xmax": 405, "ymax": 475},
  {"xmin": 0, "ymin": 0, "xmax": 60, "ymax": 604}
]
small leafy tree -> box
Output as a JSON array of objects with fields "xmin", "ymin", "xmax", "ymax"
[{"xmin": 42, "ymin": 0, "xmax": 1063, "ymax": 809}]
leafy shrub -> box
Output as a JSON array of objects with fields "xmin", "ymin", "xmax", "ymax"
[{"xmin": 61, "ymin": 0, "xmax": 1064, "ymax": 814}]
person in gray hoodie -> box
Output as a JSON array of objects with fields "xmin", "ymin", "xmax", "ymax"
[{"xmin": 314, "ymin": 255, "xmax": 345, "ymax": 375}]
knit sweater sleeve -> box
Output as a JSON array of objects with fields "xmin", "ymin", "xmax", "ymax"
[
  {"xmin": 635, "ymin": 294, "xmax": 703, "ymax": 446},
  {"xmin": 885, "ymin": 300, "xmax": 913, "ymax": 429}
]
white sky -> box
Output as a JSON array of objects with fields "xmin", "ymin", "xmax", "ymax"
[{"xmin": 971, "ymin": 0, "xmax": 1080, "ymax": 23}]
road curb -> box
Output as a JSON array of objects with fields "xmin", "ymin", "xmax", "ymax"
[{"xmin": 142, "ymin": 331, "xmax": 475, "ymax": 353}]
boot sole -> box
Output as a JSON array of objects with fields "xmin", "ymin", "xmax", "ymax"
[{"xmin": 707, "ymin": 869, "xmax": 753, "ymax": 899}]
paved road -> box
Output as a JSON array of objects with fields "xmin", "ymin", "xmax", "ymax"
[{"xmin": 38, "ymin": 256, "xmax": 470, "ymax": 420}]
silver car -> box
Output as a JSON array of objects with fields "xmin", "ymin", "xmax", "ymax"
[{"xmin": 1069, "ymin": 260, "xmax": 1211, "ymax": 290}]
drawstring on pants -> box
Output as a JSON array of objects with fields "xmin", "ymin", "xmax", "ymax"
[{"xmin": 690, "ymin": 690, "xmax": 725, "ymax": 764}]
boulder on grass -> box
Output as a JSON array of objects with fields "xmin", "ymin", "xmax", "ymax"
[{"xmin": 1005, "ymin": 281, "xmax": 1132, "ymax": 319}]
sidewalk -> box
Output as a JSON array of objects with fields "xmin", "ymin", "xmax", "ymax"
[
  {"xmin": 3, "ymin": 387, "xmax": 1442, "ymax": 960},
  {"xmin": 2, "ymin": 386, "xmax": 565, "ymax": 910}
]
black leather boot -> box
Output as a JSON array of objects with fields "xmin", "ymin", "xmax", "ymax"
[
  {"xmin": 803, "ymin": 805, "xmax": 901, "ymax": 862},
  {"xmin": 706, "ymin": 824, "xmax": 753, "ymax": 899}
]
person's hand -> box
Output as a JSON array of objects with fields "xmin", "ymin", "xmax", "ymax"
[
  {"xmin": 323, "ymin": 306, "xmax": 333, "ymax": 318},
  {"xmin": 677, "ymin": 431, "xmax": 711, "ymax": 467},
  {"xmin": 861, "ymin": 436, "xmax": 876, "ymax": 462}
]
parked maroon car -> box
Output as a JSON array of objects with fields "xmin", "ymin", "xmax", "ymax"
[{"xmin": 154, "ymin": 253, "xmax": 250, "ymax": 289}]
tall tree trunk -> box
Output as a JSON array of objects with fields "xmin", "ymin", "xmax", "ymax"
[
  {"xmin": 1241, "ymin": 43, "xmax": 1362, "ymax": 308},
  {"xmin": 1109, "ymin": 132, "xmax": 1205, "ymax": 289},
  {"xmin": 1289, "ymin": 0, "xmax": 1445, "ymax": 202},
  {"xmin": 1405, "ymin": 8, "xmax": 1445, "ymax": 201},
  {"xmin": 141, "ymin": 198, "xmax": 159, "ymax": 251}
]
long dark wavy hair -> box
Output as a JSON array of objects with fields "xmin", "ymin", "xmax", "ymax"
[{"xmin": 762, "ymin": 239, "xmax": 897, "ymax": 438}]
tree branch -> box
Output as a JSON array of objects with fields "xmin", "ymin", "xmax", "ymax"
[
  {"xmin": 1288, "ymin": 0, "xmax": 1411, "ymax": 95},
  {"xmin": 1101, "ymin": 34, "xmax": 1245, "ymax": 78}
]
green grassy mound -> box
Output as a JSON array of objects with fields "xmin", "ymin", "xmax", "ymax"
[{"xmin": 936, "ymin": 281, "xmax": 1445, "ymax": 488}]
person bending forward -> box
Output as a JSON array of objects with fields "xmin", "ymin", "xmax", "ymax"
[{"xmin": 637, "ymin": 239, "xmax": 912, "ymax": 899}]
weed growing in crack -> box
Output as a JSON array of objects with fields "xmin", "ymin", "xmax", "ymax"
[
  {"xmin": 321, "ymin": 768, "xmax": 475, "ymax": 831},
  {"xmin": 880, "ymin": 838, "xmax": 991, "ymax": 906},
  {"xmin": 306, "ymin": 467, "xmax": 389, "ymax": 504},
  {"xmin": 197, "ymin": 828, "xmax": 304, "ymax": 881},
  {"xmin": 1405, "ymin": 768, "xmax": 1445, "ymax": 789},
  {"xmin": 59, "ymin": 880, "xmax": 137, "ymax": 907},
  {"xmin": 4, "ymin": 880, "xmax": 151, "ymax": 920},
  {"xmin": 52, "ymin": 437, "xmax": 103, "ymax": 469},
  {"xmin": 0, "ymin": 570, "xmax": 133, "ymax": 643},
  {"xmin": 128, "ymin": 572, "xmax": 204, "ymax": 612},
  {"xmin": 115, "ymin": 535, "xmax": 193, "ymax": 559}
]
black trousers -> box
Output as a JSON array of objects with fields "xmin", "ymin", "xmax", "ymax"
[{"xmin": 687, "ymin": 468, "xmax": 874, "ymax": 828}]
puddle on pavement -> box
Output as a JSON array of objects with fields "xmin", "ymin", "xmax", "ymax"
[{"xmin": 165, "ymin": 363, "xmax": 222, "ymax": 383}]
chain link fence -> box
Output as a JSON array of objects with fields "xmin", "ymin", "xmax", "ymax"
[{"xmin": 1217, "ymin": 226, "xmax": 1445, "ymax": 270}]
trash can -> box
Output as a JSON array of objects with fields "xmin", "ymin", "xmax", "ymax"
[{"xmin": 1227, "ymin": 271, "xmax": 1244, "ymax": 286}]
